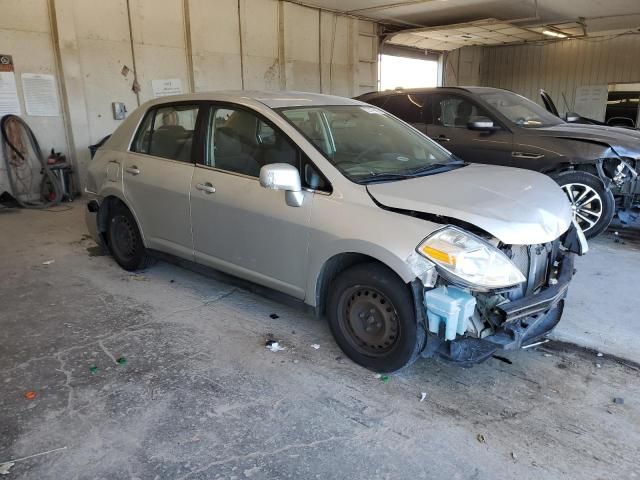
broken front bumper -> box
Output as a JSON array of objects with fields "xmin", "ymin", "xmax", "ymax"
[{"xmin": 422, "ymin": 251, "xmax": 576, "ymax": 366}]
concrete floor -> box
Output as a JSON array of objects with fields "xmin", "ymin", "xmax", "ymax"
[
  {"xmin": 1, "ymin": 203, "xmax": 639, "ymax": 479},
  {"xmin": 554, "ymin": 224, "xmax": 640, "ymax": 363}
]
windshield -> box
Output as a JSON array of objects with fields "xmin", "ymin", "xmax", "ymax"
[
  {"xmin": 477, "ymin": 90, "xmax": 563, "ymax": 128},
  {"xmin": 278, "ymin": 105, "xmax": 461, "ymax": 183}
]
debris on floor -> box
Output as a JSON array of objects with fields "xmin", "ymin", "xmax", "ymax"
[
  {"xmin": 597, "ymin": 352, "xmax": 604, "ymax": 357},
  {"xmin": 595, "ymin": 363, "xmax": 602, "ymax": 368},
  {"xmin": 0, "ymin": 462, "xmax": 14, "ymax": 475},
  {"xmin": 269, "ymin": 313, "xmax": 279, "ymax": 319},
  {"xmin": 0, "ymin": 446, "xmax": 67, "ymax": 476},
  {"xmin": 477, "ymin": 433, "xmax": 486, "ymax": 444},
  {"xmin": 89, "ymin": 365, "xmax": 98, "ymax": 374},
  {"xmin": 375, "ymin": 374, "xmax": 390, "ymax": 383},
  {"xmin": 265, "ymin": 340, "xmax": 285, "ymax": 352},
  {"xmin": 511, "ymin": 451, "xmax": 517, "ymax": 461},
  {"xmin": 116, "ymin": 357, "xmax": 127, "ymax": 365},
  {"xmin": 23, "ymin": 391, "xmax": 37, "ymax": 400},
  {"xmin": 311, "ymin": 344, "xmax": 320, "ymax": 350},
  {"xmin": 419, "ymin": 392, "xmax": 427, "ymax": 402},
  {"xmin": 613, "ymin": 397, "xmax": 624, "ymax": 405},
  {"xmin": 42, "ymin": 259, "xmax": 55, "ymax": 265}
]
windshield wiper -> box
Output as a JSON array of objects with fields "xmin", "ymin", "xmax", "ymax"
[
  {"xmin": 403, "ymin": 161, "xmax": 466, "ymax": 176},
  {"xmin": 355, "ymin": 172, "xmax": 414, "ymax": 184}
]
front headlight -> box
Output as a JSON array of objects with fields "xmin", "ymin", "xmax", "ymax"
[{"xmin": 417, "ymin": 226, "xmax": 526, "ymax": 290}]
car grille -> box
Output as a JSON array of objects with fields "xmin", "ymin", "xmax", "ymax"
[{"xmin": 500, "ymin": 241, "xmax": 556, "ymax": 299}]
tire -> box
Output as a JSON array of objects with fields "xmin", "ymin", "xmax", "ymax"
[
  {"xmin": 327, "ymin": 263, "xmax": 425, "ymax": 373},
  {"xmin": 552, "ymin": 170, "xmax": 615, "ymax": 239},
  {"xmin": 107, "ymin": 203, "xmax": 153, "ymax": 271}
]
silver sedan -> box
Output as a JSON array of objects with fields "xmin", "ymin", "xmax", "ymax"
[{"xmin": 85, "ymin": 91, "xmax": 587, "ymax": 372}]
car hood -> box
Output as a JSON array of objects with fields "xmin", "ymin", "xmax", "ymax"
[
  {"xmin": 367, "ymin": 164, "xmax": 572, "ymax": 245},
  {"xmin": 533, "ymin": 123, "xmax": 640, "ymax": 158}
]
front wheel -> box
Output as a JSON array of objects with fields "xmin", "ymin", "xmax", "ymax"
[
  {"xmin": 553, "ymin": 170, "xmax": 615, "ymax": 239},
  {"xmin": 327, "ymin": 263, "xmax": 425, "ymax": 373}
]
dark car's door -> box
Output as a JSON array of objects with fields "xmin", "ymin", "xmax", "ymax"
[{"xmin": 425, "ymin": 93, "xmax": 513, "ymax": 165}]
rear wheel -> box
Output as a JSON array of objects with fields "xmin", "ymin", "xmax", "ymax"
[
  {"xmin": 107, "ymin": 203, "xmax": 153, "ymax": 271},
  {"xmin": 327, "ymin": 263, "xmax": 425, "ymax": 373},
  {"xmin": 553, "ymin": 170, "xmax": 615, "ymax": 239}
]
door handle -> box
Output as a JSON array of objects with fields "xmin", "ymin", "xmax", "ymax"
[
  {"xmin": 512, "ymin": 152, "xmax": 544, "ymax": 160},
  {"xmin": 196, "ymin": 182, "xmax": 216, "ymax": 194},
  {"xmin": 125, "ymin": 166, "xmax": 140, "ymax": 175},
  {"xmin": 435, "ymin": 135, "xmax": 450, "ymax": 143}
]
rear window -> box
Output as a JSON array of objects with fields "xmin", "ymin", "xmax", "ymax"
[{"xmin": 131, "ymin": 104, "xmax": 199, "ymax": 162}]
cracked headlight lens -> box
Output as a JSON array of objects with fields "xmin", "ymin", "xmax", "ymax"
[{"xmin": 417, "ymin": 226, "xmax": 526, "ymax": 290}]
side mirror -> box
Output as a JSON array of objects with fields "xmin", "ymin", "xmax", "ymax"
[
  {"xmin": 259, "ymin": 163, "xmax": 304, "ymax": 207},
  {"xmin": 467, "ymin": 116, "xmax": 498, "ymax": 131},
  {"xmin": 565, "ymin": 112, "xmax": 580, "ymax": 123}
]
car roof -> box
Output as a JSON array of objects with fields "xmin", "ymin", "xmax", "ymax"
[
  {"xmin": 358, "ymin": 86, "xmax": 507, "ymax": 99},
  {"xmin": 141, "ymin": 90, "xmax": 364, "ymax": 109}
]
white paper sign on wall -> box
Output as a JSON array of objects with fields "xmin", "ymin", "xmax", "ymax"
[
  {"xmin": 152, "ymin": 79, "xmax": 183, "ymax": 98},
  {"xmin": 574, "ymin": 85, "xmax": 608, "ymax": 122},
  {"xmin": 0, "ymin": 54, "xmax": 21, "ymax": 116},
  {"xmin": 21, "ymin": 73, "xmax": 60, "ymax": 116}
]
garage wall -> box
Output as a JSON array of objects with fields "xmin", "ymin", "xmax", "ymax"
[
  {"xmin": 446, "ymin": 35, "xmax": 640, "ymax": 116},
  {"xmin": 0, "ymin": 0, "xmax": 67, "ymax": 195},
  {"xmin": 1, "ymin": 0, "xmax": 379, "ymax": 191}
]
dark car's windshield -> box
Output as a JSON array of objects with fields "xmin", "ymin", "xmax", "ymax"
[
  {"xmin": 278, "ymin": 105, "xmax": 461, "ymax": 183},
  {"xmin": 477, "ymin": 90, "xmax": 563, "ymax": 128}
]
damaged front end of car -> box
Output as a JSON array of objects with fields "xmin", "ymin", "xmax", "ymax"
[
  {"xmin": 414, "ymin": 221, "xmax": 588, "ymax": 366},
  {"xmin": 600, "ymin": 156, "xmax": 640, "ymax": 224}
]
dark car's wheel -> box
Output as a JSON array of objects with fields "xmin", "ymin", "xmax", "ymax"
[
  {"xmin": 107, "ymin": 203, "xmax": 153, "ymax": 271},
  {"xmin": 552, "ymin": 170, "xmax": 615, "ymax": 239},
  {"xmin": 327, "ymin": 263, "xmax": 425, "ymax": 373}
]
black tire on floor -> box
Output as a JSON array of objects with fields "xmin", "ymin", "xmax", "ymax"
[
  {"xmin": 327, "ymin": 263, "xmax": 425, "ymax": 373},
  {"xmin": 552, "ymin": 170, "xmax": 615, "ymax": 239},
  {"xmin": 107, "ymin": 203, "xmax": 153, "ymax": 271}
]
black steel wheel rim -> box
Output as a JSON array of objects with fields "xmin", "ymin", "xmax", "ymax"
[
  {"xmin": 111, "ymin": 215, "xmax": 138, "ymax": 261},
  {"xmin": 337, "ymin": 286, "xmax": 401, "ymax": 356}
]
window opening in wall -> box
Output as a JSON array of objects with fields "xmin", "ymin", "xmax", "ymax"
[{"xmin": 379, "ymin": 54, "xmax": 438, "ymax": 91}]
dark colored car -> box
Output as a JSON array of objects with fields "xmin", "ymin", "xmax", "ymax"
[{"xmin": 357, "ymin": 87, "xmax": 639, "ymax": 238}]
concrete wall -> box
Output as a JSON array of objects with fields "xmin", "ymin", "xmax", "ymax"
[
  {"xmin": 445, "ymin": 35, "xmax": 640, "ymax": 116},
  {"xmin": 1, "ymin": 0, "xmax": 379, "ymax": 191}
]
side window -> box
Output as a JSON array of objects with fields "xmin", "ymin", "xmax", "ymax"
[
  {"xmin": 206, "ymin": 106, "xmax": 298, "ymax": 178},
  {"xmin": 367, "ymin": 97, "xmax": 388, "ymax": 108},
  {"xmin": 131, "ymin": 111, "xmax": 154, "ymax": 154},
  {"xmin": 381, "ymin": 94, "xmax": 425, "ymax": 123},
  {"xmin": 432, "ymin": 94, "xmax": 489, "ymax": 128},
  {"xmin": 132, "ymin": 104, "xmax": 199, "ymax": 162}
]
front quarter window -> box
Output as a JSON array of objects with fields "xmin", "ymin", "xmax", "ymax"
[{"xmin": 279, "ymin": 105, "xmax": 460, "ymax": 183}]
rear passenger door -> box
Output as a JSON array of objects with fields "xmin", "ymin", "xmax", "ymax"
[
  {"xmin": 425, "ymin": 93, "xmax": 513, "ymax": 165},
  {"xmin": 124, "ymin": 103, "xmax": 201, "ymax": 259},
  {"xmin": 378, "ymin": 93, "xmax": 429, "ymax": 134}
]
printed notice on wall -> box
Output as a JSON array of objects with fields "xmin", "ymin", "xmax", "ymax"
[
  {"xmin": 22, "ymin": 73, "xmax": 60, "ymax": 116},
  {"xmin": 574, "ymin": 84, "xmax": 608, "ymax": 122},
  {"xmin": 0, "ymin": 54, "xmax": 21, "ymax": 116},
  {"xmin": 152, "ymin": 78, "xmax": 183, "ymax": 98}
]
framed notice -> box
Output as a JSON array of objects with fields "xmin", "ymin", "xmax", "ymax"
[{"xmin": 0, "ymin": 54, "xmax": 21, "ymax": 116}]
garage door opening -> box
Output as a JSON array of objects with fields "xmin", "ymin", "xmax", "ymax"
[{"xmin": 379, "ymin": 54, "xmax": 439, "ymax": 91}]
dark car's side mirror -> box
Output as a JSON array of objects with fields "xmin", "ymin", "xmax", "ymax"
[
  {"xmin": 565, "ymin": 112, "xmax": 580, "ymax": 123},
  {"xmin": 467, "ymin": 116, "xmax": 498, "ymax": 131}
]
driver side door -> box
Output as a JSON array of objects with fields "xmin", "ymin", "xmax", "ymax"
[
  {"xmin": 189, "ymin": 104, "xmax": 317, "ymax": 298},
  {"xmin": 425, "ymin": 93, "xmax": 513, "ymax": 166}
]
